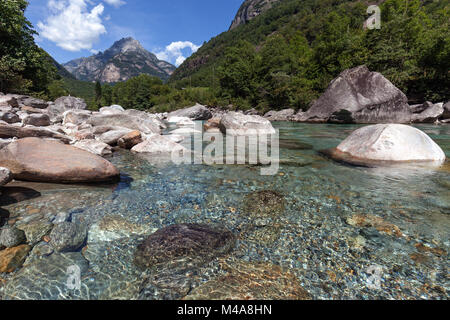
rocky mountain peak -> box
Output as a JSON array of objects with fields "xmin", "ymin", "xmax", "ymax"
[{"xmin": 230, "ymin": 0, "xmax": 282, "ymax": 30}]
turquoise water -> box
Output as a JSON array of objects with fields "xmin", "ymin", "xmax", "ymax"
[{"xmin": 0, "ymin": 123, "xmax": 448, "ymax": 300}]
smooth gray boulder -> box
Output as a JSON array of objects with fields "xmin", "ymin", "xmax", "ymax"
[
  {"xmin": 412, "ymin": 103, "xmax": 444, "ymax": 123},
  {"xmin": 48, "ymin": 96, "xmax": 87, "ymax": 120},
  {"xmin": 297, "ymin": 66, "xmax": 411, "ymax": 124},
  {"xmin": 62, "ymin": 109, "xmax": 92, "ymax": 125},
  {"xmin": 167, "ymin": 103, "xmax": 212, "ymax": 121},
  {"xmin": 9, "ymin": 95, "xmax": 48, "ymax": 109},
  {"xmin": 131, "ymin": 134, "xmax": 188, "ymax": 154},
  {"xmin": 73, "ymin": 139, "xmax": 112, "ymax": 156},
  {"xmin": 219, "ymin": 112, "xmax": 276, "ymax": 135},
  {"xmin": 99, "ymin": 105, "xmax": 124, "ymax": 115},
  {"xmin": 0, "ymin": 112, "xmax": 20, "ymax": 124},
  {"xmin": 98, "ymin": 128, "xmax": 133, "ymax": 146},
  {"xmin": 326, "ymin": 124, "xmax": 446, "ymax": 165},
  {"xmin": 442, "ymin": 101, "xmax": 450, "ymax": 120}
]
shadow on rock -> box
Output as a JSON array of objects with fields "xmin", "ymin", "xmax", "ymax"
[{"xmin": 0, "ymin": 187, "xmax": 41, "ymax": 206}]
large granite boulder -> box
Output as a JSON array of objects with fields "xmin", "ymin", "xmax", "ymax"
[
  {"xmin": 219, "ymin": 112, "xmax": 276, "ymax": 135},
  {"xmin": 47, "ymin": 96, "xmax": 87, "ymax": 120},
  {"xmin": 297, "ymin": 66, "xmax": 411, "ymax": 124},
  {"xmin": 73, "ymin": 139, "xmax": 112, "ymax": 156},
  {"xmin": 98, "ymin": 128, "xmax": 133, "ymax": 146},
  {"xmin": 87, "ymin": 113, "xmax": 161, "ymax": 135},
  {"xmin": 117, "ymin": 131, "xmax": 142, "ymax": 149},
  {"xmin": 326, "ymin": 124, "xmax": 446, "ymax": 165},
  {"xmin": 99, "ymin": 105, "xmax": 124, "ymax": 115},
  {"xmin": 134, "ymin": 223, "xmax": 235, "ymax": 270},
  {"xmin": 131, "ymin": 134, "xmax": 187, "ymax": 154},
  {"xmin": 9, "ymin": 95, "xmax": 48, "ymax": 109},
  {"xmin": 412, "ymin": 103, "xmax": 444, "ymax": 123},
  {"xmin": 0, "ymin": 112, "xmax": 20, "ymax": 124},
  {"xmin": 264, "ymin": 109, "xmax": 295, "ymax": 121},
  {"xmin": 0, "ymin": 137, "xmax": 120, "ymax": 183},
  {"xmin": 167, "ymin": 103, "xmax": 212, "ymax": 121},
  {"xmin": 62, "ymin": 110, "xmax": 92, "ymax": 125}
]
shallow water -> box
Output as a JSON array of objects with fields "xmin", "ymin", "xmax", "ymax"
[{"xmin": 1, "ymin": 123, "xmax": 449, "ymax": 300}]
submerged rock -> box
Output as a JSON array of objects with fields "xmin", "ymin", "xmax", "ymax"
[
  {"xmin": 219, "ymin": 112, "xmax": 276, "ymax": 135},
  {"xmin": 184, "ymin": 260, "xmax": 311, "ymax": 300},
  {"xmin": 0, "ymin": 244, "xmax": 31, "ymax": 273},
  {"xmin": 296, "ymin": 66, "xmax": 411, "ymax": 124},
  {"xmin": 326, "ymin": 124, "xmax": 446, "ymax": 165},
  {"xmin": 0, "ymin": 137, "xmax": 120, "ymax": 183},
  {"xmin": 134, "ymin": 223, "xmax": 235, "ymax": 270},
  {"xmin": 0, "ymin": 226, "xmax": 26, "ymax": 248},
  {"xmin": 49, "ymin": 222, "xmax": 87, "ymax": 252},
  {"xmin": 2, "ymin": 252, "xmax": 89, "ymax": 299},
  {"xmin": 17, "ymin": 221, "xmax": 53, "ymax": 246},
  {"xmin": 243, "ymin": 190, "xmax": 286, "ymax": 222}
]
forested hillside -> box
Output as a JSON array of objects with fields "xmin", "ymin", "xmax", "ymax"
[{"xmin": 170, "ymin": 0, "xmax": 449, "ymax": 112}]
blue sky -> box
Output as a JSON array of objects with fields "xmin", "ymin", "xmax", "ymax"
[{"xmin": 25, "ymin": 0, "xmax": 243, "ymax": 65}]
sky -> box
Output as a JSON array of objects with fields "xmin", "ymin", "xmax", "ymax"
[{"xmin": 25, "ymin": 0, "xmax": 244, "ymax": 66}]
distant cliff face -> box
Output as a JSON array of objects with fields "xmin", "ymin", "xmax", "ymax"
[
  {"xmin": 230, "ymin": 0, "xmax": 281, "ymax": 30},
  {"xmin": 63, "ymin": 38, "xmax": 175, "ymax": 83}
]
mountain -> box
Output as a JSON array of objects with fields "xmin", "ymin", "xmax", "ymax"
[
  {"xmin": 230, "ymin": 0, "xmax": 282, "ymax": 30},
  {"xmin": 169, "ymin": 0, "xmax": 449, "ymax": 107},
  {"xmin": 63, "ymin": 38, "xmax": 176, "ymax": 83}
]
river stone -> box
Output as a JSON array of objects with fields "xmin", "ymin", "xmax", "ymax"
[
  {"xmin": 0, "ymin": 112, "xmax": 20, "ymax": 124},
  {"xmin": 0, "ymin": 166, "xmax": 12, "ymax": 186},
  {"xmin": 243, "ymin": 190, "xmax": 286, "ymax": 223},
  {"xmin": 99, "ymin": 105, "xmax": 124, "ymax": 115},
  {"xmin": 73, "ymin": 139, "xmax": 112, "ymax": 156},
  {"xmin": 88, "ymin": 113, "xmax": 161, "ymax": 135},
  {"xmin": 184, "ymin": 260, "xmax": 311, "ymax": 300},
  {"xmin": 49, "ymin": 222, "xmax": 87, "ymax": 252},
  {"xmin": 0, "ymin": 244, "xmax": 31, "ymax": 273},
  {"xmin": 0, "ymin": 226, "xmax": 26, "ymax": 248},
  {"xmin": 23, "ymin": 114, "xmax": 51, "ymax": 127},
  {"xmin": 328, "ymin": 124, "xmax": 446, "ymax": 165},
  {"xmin": 167, "ymin": 103, "xmax": 212, "ymax": 121},
  {"xmin": 54, "ymin": 96, "xmax": 87, "ymax": 111},
  {"xmin": 0, "ymin": 124, "xmax": 71, "ymax": 143},
  {"xmin": 296, "ymin": 66, "xmax": 411, "ymax": 123},
  {"xmin": 219, "ymin": 112, "xmax": 276, "ymax": 136},
  {"xmin": 412, "ymin": 102, "xmax": 444, "ymax": 123},
  {"xmin": 131, "ymin": 134, "xmax": 188, "ymax": 154},
  {"xmin": 1, "ymin": 252, "xmax": 89, "ymax": 300},
  {"xmin": 117, "ymin": 130, "xmax": 142, "ymax": 149},
  {"xmin": 62, "ymin": 110, "xmax": 92, "ymax": 125},
  {"xmin": 443, "ymin": 101, "xmax": 450, "ymax": 119},
  {"xmin": 264, "ymin": 109, "xmax": 295, "ymax": 121},
  {"xmin": 98, "ymin": 128, "xmax": 133, "ymax": 145},
  {"xmin": 17, "ymin": 221, "xmax": 54, "ymax": 246},
  {"xmin": 134, "ymin": 224, "xmax": 235, "ymax": 270},
  {"xmin": 0, "ymin": 137, "xmax": 120, "ymax": 183}
]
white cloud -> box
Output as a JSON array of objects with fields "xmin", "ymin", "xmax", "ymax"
[
  {"xmin": 37, "ymin": 0, "xmax": 106, "ymax": 52},
  {"xmin": 104, "ymin": 0, "xmax": 126, "ymax": 8},
  {"xmin": 156, "ymin": 41, "xmax": 201, "ymax": 66}
]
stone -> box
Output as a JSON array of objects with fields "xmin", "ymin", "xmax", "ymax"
[
  {"xmin": 264, "ymin": 109, "xmax": 295, "ymax": 121},
  {"xmin": 443, "ymin": 101, "xmax": 450, "ymax": 119},
  {"xmin": 219, "ymin": 112, "xmax": 276, "ymax": 135},
  {"xmin": 0, "ymin": 95, "xmax": 19, "ymax": 108},
  {"xmin": 49, "ymin": 222, "xmax": 87, "ymax": 252},
  {"xmin": 23, "ymin": 114, "xmax": 51, "ymax": 127},
  {"xmin": 412, "ymin": 103, "xmax": 444, "ymax": 123},
  {"xmin": 53, "ymin": 96, "xmax": 87, "ymax": 111},
  {"xmin": 1, "ymin": 252, "xmax": 89, "ymax": 299},
  {"xmin": 131, "ymin": 134, "xmax": 188, "ymax": 154},
  {"xmin": 169, "ymin": 127, "xmax": 202, "ymax": 135},
  {"xmin": 167, "ymin": 103, "xmax": 212, "ymax": 120},
  {"xmin": 203, "ymin": 118, "xmax": 221, "ymax": 131},
  {"xmin": 9, "ymin": 95, "xmax": 48, "ymax": 109},
  {"xmin": 296, "ymin": 66, "xmax": 411, "ymax": 123},
  {"xmin": 326, "ymin": 124, "xmax": 446, "ymax": 165},
  {"xmin": 21, "ymin": 106, "xmax": 46, "ymax": 114},
  {"xmin": 410, "ymin": 101, "xmax": 432, "ymax": 114},
  {"xmin": 0, "ymin": 137, "xmax": 120, "ymax": 183},
  {"xmin": 123, "ymin": 109, "xmax": 166, "ymax": 129},
  {"xmin": 243, "ymin": 190, "xmax": 285, "ymax": 223},
  {"xmin": 117, "ymin": 130, "xmax": 142, "ymax": 149},
  {"xmin": 0, "ymin": 245, "xmax": 31, "ymax": 273},
  {"xmin": 0, "ymin": 138, "xmax": 14, "ymax": 150},
  {"xmin": 99, "ymin": 105, "xmax": 124, "ymax": 115},
  {"xmin": 0, "ymin": 112, "xmax": 20, "ymax": 124},
  {"xmin": 0, "ymin": 226, "xmax": 26, "ymax": 248},
  {"xmin": 0, "ymin": 166, "xmax": 12, "ymax": 186},
  {"xmin": 134, "ymin": 223, "xmax": 235, "ymax": 270},
  {"xmin": 62, "ymin": 109, "xmax": 92, "ymax": 125},
  {"xmin": 0, "ymin": 124, "xmax": 72, "ymax": 143},
  {"xmin": 99, "ymin": 129, "xmax": 133, "ymax": 146},
  {"xmin": 73, "ymin": 139, "xmax": 112, "ymax": 156},
  {"xmin": 88, "ymin": 113, "xmax": 161, "ymax": 135},
  {"xmin": 17, "ymin": 221, "xmax": 54, "ymax": 246},
  {"xmin": 185, "ymin": 260, "xmax": 311, "ymax": 300}
]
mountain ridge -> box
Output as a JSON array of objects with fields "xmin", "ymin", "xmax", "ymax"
[
  {"xmin": 230, "ymin": 0, "xmax": 282, "ymax": 30},
  {"xmin": 63, "ymin": 37, "xmax": 175, "ymax": 83}
]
